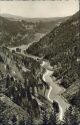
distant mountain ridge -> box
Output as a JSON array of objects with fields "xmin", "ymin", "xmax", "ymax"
[
  {"xmin": 0, "ymin": 14, "xmax": 68, "ymax": 47},
  {"xmin": 0, "ymin": 13, "xmax": 69, "ymax": 22}
]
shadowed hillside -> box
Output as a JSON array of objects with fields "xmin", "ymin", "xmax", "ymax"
[{"xmin": 27, "ymin": 11, "xmax": 79, "ymax": 57}]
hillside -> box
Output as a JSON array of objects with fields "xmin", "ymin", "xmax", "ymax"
[
  {"xmin": 27, "ymin": 11, "xmax": 79, "ymax": 56},
  {"xmin": 27, "ymin": 11, "xmax": 80, "ymax": 88},
  {"xmin": 0, "ymin": 15, "xmax": 67, "ymax": 47}
]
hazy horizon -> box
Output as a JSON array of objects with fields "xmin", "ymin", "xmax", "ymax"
[{"xmin": 0, "ymin": 1, "xmax": 79, "ymax": 18}]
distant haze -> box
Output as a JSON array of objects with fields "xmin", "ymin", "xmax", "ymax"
[{"xmin": 0, "ymin": 0, "xmax": 79, "ymax": 18}]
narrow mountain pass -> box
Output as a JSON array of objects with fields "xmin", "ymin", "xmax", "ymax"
[{"xmin": 9, "ymin": 43, "xmax": 70, "ymax": 121}]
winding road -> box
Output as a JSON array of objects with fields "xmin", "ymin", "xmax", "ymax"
[
  {"xmin": 41, "ymin": 61, "xmax": 70, "ymax": 121},
  {"xmin": 9, "ymin": 44, "xmax": 70, "ymax": 121}
]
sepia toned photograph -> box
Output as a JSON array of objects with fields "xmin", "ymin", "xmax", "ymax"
[{"xmin": 0, "ymin": 0, "xmax": 79, "ymax": 125}]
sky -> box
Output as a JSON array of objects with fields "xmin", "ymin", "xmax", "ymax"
[{"xmin": 0, "ymin": 0, "xmax": 79, "ymax": 18}]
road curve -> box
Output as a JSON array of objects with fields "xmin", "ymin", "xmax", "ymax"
[
  {"xmin": 41, "ymin": 61, "xmax": 70, "ymax": 121},
  {"xmin": 47, "ymin": 86, "xmax": 53, "ymax": 103}
]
